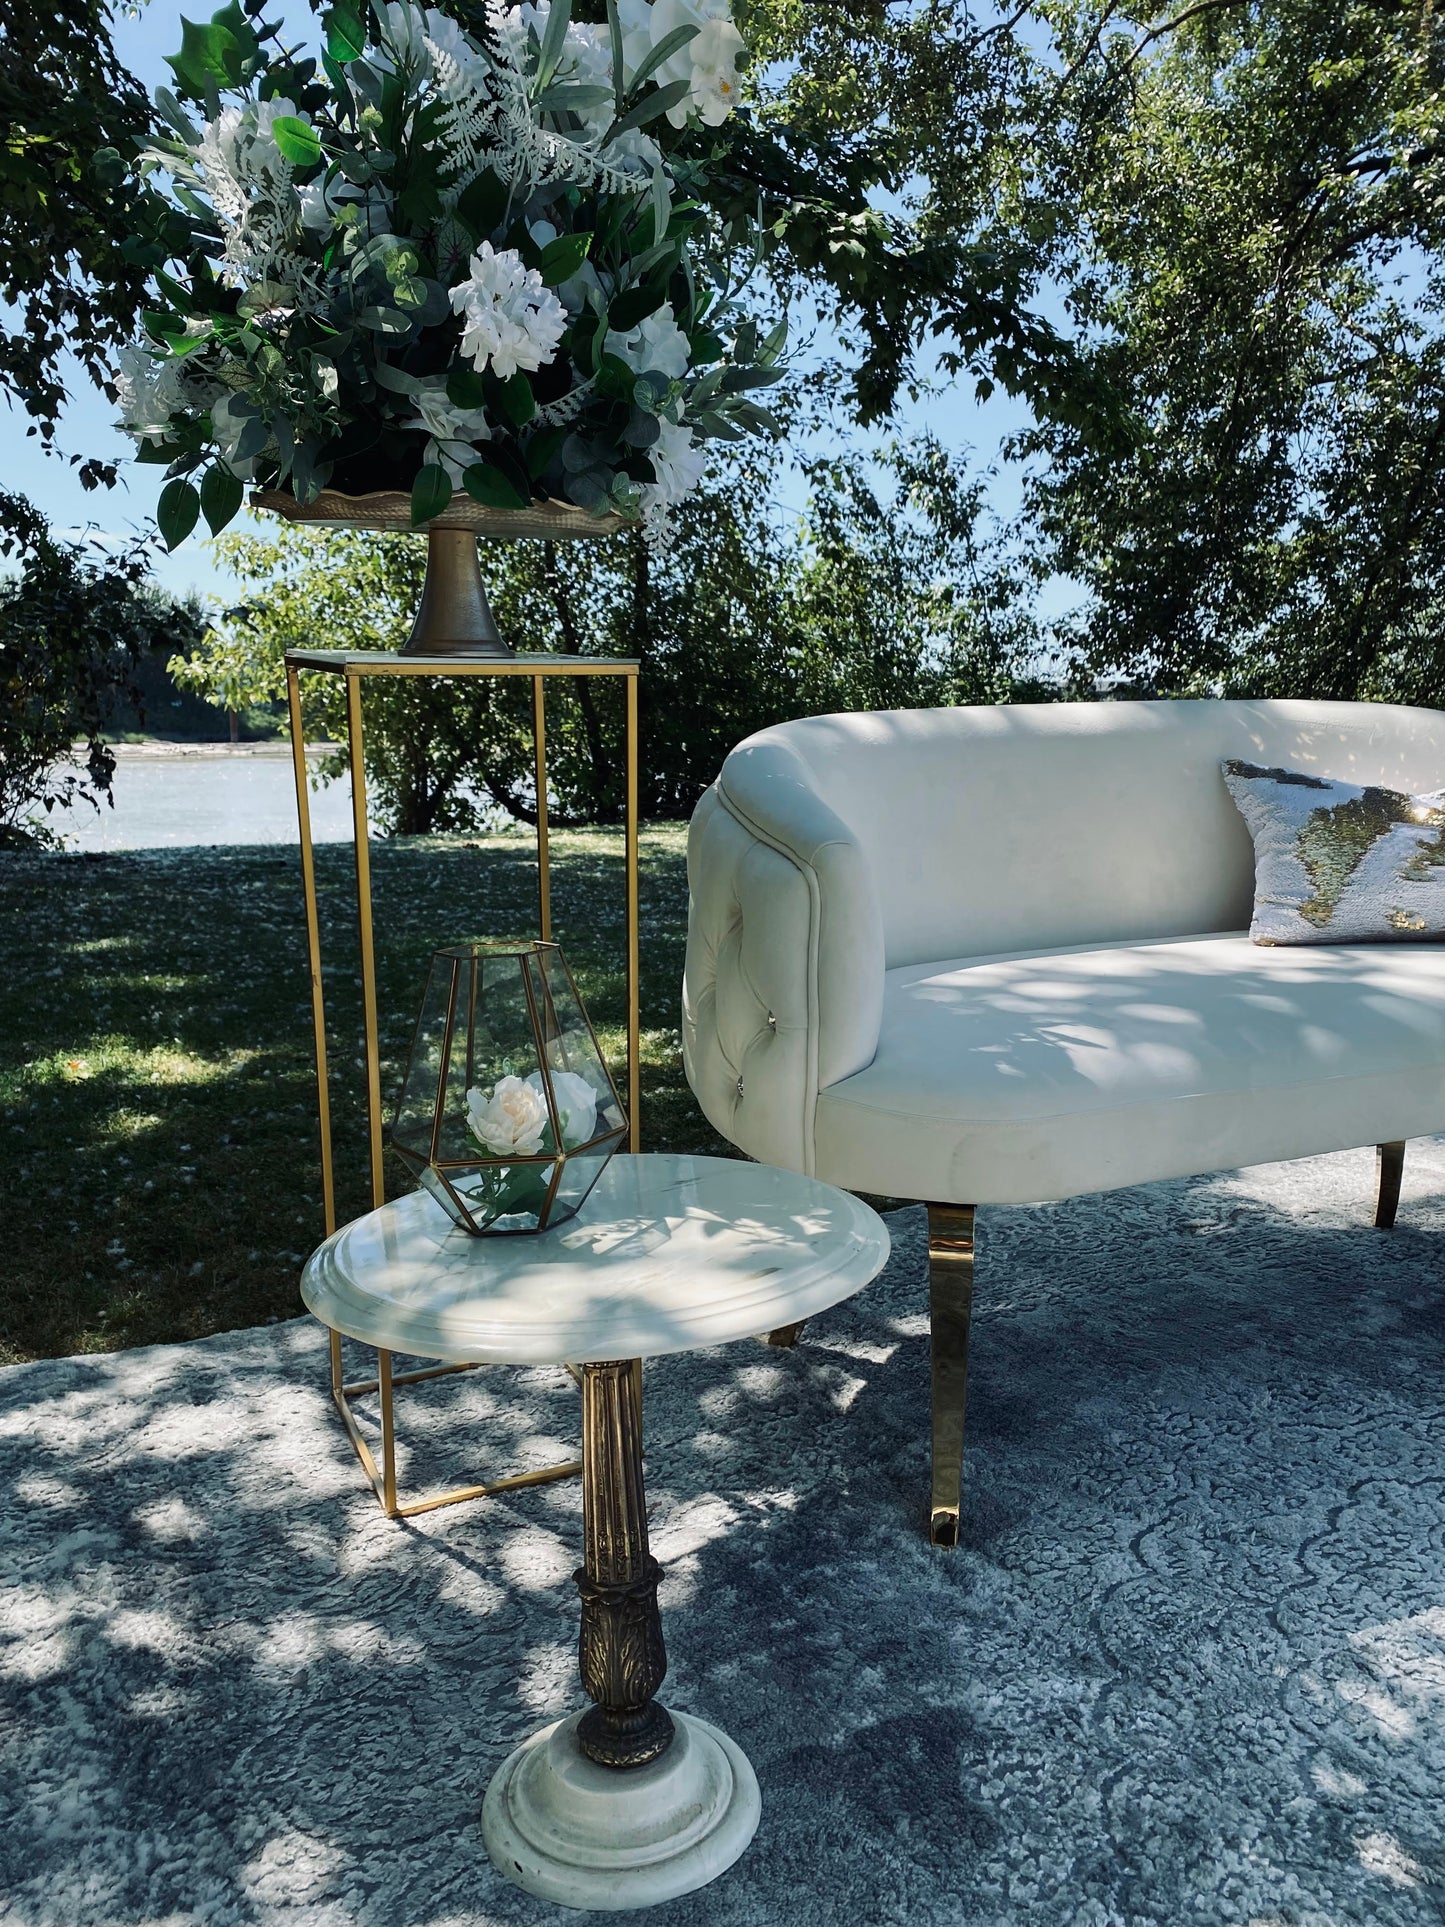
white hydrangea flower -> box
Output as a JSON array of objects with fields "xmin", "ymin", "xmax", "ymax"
[
  {"xmin": 609, "ymin": 302, "xmax": 690, "ymax": 381},
  {"xmin": 410, "ymin": 377, "xmax": 493, "ymax": 483},
  {"xmin": 449, "ymin": 244, "xmax": 568, "ymax": 381},
  {"xmin": 113, "ymin": 345, "xmax": 189, "ymax": 444},
  {"xmin": 609, "ymin": 127, "xmax": 663, "ymax": 174},
  {"xmin": 466, "ymin": 1077, "xmax": 548, "ymax": 1156},
  {"xmin": 249, "ymin": 97, "xmax": 306, "ymax": 172},
  {"xmin": 374, "ymin": 4, "xmax": 490, "ymax": 93},
  {"xmin": 192, "ymin": 98, "xmax": 304, "ymax": 184}
]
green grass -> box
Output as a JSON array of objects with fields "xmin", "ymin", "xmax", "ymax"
[{"xmin": 0, "ymin": 826, "xmax": 732, "ymax": 1364}]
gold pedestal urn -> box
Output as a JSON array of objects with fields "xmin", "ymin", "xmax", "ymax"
[{"xmin": 253, "ymin": 487, "xmax": 625, "ymax": 659}]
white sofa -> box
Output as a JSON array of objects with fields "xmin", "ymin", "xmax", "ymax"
[{"xmin": 682, "ymin": 698, "xmax": 1445, "ymax": 1542}]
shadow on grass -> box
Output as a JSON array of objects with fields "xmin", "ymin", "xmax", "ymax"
[{"xmin": 0, "ymin": 829, "xmax": 729, "ymax": 1361}]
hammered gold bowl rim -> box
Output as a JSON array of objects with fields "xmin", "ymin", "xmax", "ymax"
[{"xmin": 252, "ymin": 488, "xmax": 628, "ymax": 540}]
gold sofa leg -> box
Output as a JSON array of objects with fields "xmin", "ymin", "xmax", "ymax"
[
  {"xmin": 766, "ymin": 1321, "xmax": 808, "ymax": 1348},
  {"xmin": 927, "ymin": 1202, "xmax": 976, "ymax": 1547},
  {"xmin": 1375, "ymin": 1141, "xmax": 1406, "ymax": 1229}
]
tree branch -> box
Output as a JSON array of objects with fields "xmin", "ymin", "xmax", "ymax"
[{"xmin": 1121, "ymin": 0, "xmax": 1250, "ymax": 69}]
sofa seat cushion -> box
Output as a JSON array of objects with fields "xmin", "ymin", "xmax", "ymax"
[{"xmin": 813, "ymin": 933, "xmax": 1445, "ymax": 1204}]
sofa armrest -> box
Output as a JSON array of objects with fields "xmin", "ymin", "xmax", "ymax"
[{"xmin": 681, "ymin": 741, "xmax": 885, "ymax": 1175}]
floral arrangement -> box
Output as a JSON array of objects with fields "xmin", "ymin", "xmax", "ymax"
[
  {"xmin": 111, "ymin": 0, "xmax": 785, "ymax": 547},
  {"xmin": 466, "ymin": 1068, "xmax": 597, "ymax": 1156},
  {"xmin": 462, "ymin": 1067, "xmax": 607, "ymax": 1222}
]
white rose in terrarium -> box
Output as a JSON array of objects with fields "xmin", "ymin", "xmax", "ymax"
[
  {"xmin": 528, "ymin": 1069, "xmax": 598, "ymax": 1148},
  {"xmin": 467, "ymin": 1076, "xmax": 549, "ymax": 1156}
]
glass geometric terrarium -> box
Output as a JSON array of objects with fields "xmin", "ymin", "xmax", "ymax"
[{"xmin": 390, "ymin": 941, "xmax": 627, "ymax": 1236}]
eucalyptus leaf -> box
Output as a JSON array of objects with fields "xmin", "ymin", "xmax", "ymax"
[
  {"xmin": 271, "ymin": 115, "xmax": 322, "ymax": 166},
  {"xmin": 535, "ymin": 0, "xmax": 572, "ymax": 92},
  {"xmin": 625, "ymin": 23, "xmax": 696, "ymax": 96},
  {"xmin": 157, "ymin": 477, "xmax": 201, "ymax": 551},
  {"xmin": 538, "ymin": 231, "xmax": 592, "ymax": 287},
  {"xmin": 325, "ymin": 1, "xmax": 365, "ymax": 62},
  {"xmin": 200, "ymin": 463, "xmax": 244, "ymax": 535},
  {"xmin": 609, "ymin": 77, "xmax": 688, "ymax": 138},
  {"xmin": 621, "ymin": 407, "xmax": 660, "ymax": 449},
  {"xmin": 411, "ymin": 463, "xmax": 454, "ymax": 526},
  {"xmin": 462, "ymin": 461, "xmax": 528, "ymax": 510},
  {"xmin": 356, "ymin": 305, "xmax": 413, "ymax": 333}
]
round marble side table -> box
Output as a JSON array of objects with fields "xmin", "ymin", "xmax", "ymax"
[{"xmin": 300, "ymin": 1152, "xmax": 890, "ymax": 1913}]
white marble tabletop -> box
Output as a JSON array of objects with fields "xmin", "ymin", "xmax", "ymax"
[{"xmin": 300, "ymin": 1153, "xmax": 890, "ymax": 1365}]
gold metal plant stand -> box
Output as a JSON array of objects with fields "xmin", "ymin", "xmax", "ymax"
[{"xmin": 285, "ymin": 646, "xmax": 641, "ymax": 1517}]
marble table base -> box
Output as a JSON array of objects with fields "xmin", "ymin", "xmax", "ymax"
[
  {"xmin": 482, "ymin": 1357, "xmax": 759, "ymax": 1909},
  {"xmin": 482, "ymin": 1709, "xmax": 760, "ymax": 1910}
]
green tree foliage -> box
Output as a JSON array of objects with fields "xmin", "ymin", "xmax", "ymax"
[
  {"xmin": 171, "ymin": 439, "xmax": 1039, "ymax": 831},
  {"xmin": 0, "ymin": 493, "xmax": 200, "ymax": 847},
  {"xmin": 1014, "ymin": 0, "xmax": 1445, "ymax": 703},
  {"xmin": 716, "ymin": 1, "xmax": 1444, "ymax": 704},
  {"xmin": 0, "ymin": 1, "xmax": 159, "ymax": 481},
  {"xmin": 839, "ymin": 0, "xmax": 1445, "ymax": 701}
]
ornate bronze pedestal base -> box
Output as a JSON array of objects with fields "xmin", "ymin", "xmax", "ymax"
[
  {"xmin": 482, "ymin": 1353, "xmax": 760, "ymax": 1908},
  {"xmin": 575, "ymin": 1359, "xmax": 674, "ymax": 1768}
]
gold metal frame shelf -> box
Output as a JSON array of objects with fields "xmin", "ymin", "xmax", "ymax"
[
  {"xmin": 330, "ymin": 1348, "xmax": 586, "ymax": 1519},
  {"xmin": 285, "ymin": 647, "xmax": 641, "ymax": 1516}
]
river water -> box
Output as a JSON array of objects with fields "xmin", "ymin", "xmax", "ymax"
[{"xmin": 37, "ymin": 747, "xmax": 361, "ymax": 851}]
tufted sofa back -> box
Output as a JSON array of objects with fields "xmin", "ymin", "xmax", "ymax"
[
  {"xmin": 682, "ymin": 698, "xmax": 1445, "ymax": 1172},
  {"xmin": 712, "ymin": 699, "xmax": 1445, "ymax": 970}
]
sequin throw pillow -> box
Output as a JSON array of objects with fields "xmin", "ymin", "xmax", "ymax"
[{"xmin": 1221, "ymin": 760, "xmax": 1445, "ymax": 944}]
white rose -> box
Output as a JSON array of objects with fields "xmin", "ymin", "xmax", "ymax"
[
  {"xmin": 466, "ymin": 1076, "xmax": 549, "ymax": 1155},
  {"xmin": 528, "ymin": 1069, "xmax": 598, "ymax": 1147},
  {"xmin": 298, "ymin": 173, "xmax": 369, "ymax": 232},
  {"xmin": 608, "ymin": 303, "xmax": 690, "ymax": 381},
  {"xmin": 410, "ymin": 377, "xmax": 493, "ymax": 483}
]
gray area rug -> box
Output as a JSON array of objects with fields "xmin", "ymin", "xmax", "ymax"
[{"xmin": 3, "ymin": 1142, "xmax": 1444, "ymax": 1927}]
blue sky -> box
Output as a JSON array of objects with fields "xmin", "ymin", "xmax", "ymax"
[{"xmin": 8, "ymin": 0, "xmax": 1037, "ymax": 610}]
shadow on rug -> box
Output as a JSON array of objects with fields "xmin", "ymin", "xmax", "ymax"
[{"xmin": 2, "ymin": 1141, "xmax": 1443, "ymax": 1926}]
